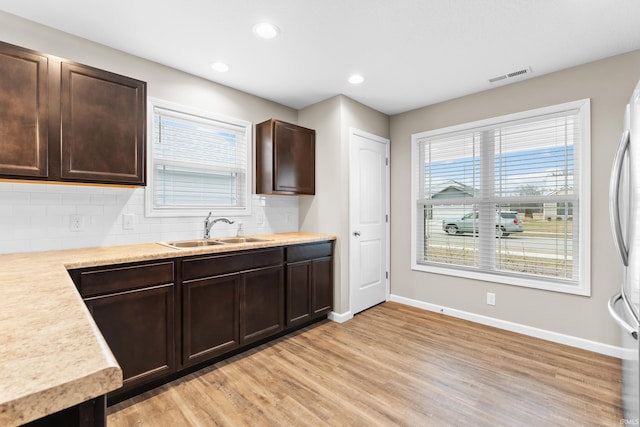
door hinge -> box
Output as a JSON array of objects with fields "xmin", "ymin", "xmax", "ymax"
[
  {"xmin": 386, "ymin": 271, "xmax": 389, "ymax": 279},
  {"xmin": 386, "ymin": 157, "xmax": 389, "ymax": 166},
  {"xmin": 386, "ymin": 214, "xmax": 389, "ymax": 223}
]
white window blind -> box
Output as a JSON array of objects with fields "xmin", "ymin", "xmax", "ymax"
[
  {"xmin": 146, "ymin": 98, "xmax": 252, "ymax": 217},
  {"xmin": 411, "ymin": 99, "xmax": 590, "ymax": 295}
]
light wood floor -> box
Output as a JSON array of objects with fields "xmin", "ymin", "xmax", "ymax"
[{"xmin": 107, "ymin": 302, "xmax": 622, "ymax": 426}]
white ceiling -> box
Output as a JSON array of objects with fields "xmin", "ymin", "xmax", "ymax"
[{"xmin": 1, "ymin": 0, "xmax": 639, "ymax": 115}]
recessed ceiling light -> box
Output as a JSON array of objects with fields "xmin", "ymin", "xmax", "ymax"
[
  {"xmin": 253, "ymin": 22, "xmax": 280, "ymax": 39},
  {"xmin": 348, "ymin": 74, "xmax": 365, "ymax": 85},
  {"xmin": 210, "ymin": 61, "xmax": 230, "ymax": 73}
]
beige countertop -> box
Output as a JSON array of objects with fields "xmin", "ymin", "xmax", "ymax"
[{"xmin": 0, "ymin": 232, "xmax": 335, "ymax": 426}]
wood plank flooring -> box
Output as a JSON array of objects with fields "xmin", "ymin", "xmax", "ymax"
[{"xmin": 106, "ymin": 302, "xmax": 622, "ymax": 426}]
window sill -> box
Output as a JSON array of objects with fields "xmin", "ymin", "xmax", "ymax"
[{"xmin": 411, "ymin": 261, "xmax": 591, "ymax": 296}]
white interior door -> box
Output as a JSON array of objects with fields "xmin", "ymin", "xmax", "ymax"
[{"xmin": 349, "ymin": 128, "xmax": 389, "ymax": 315}]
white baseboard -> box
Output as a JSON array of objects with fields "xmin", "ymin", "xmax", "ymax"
[
  {"xmin": 389, "ymin": 294, "xmax": 623, "ymax": 358},
  {"xmin": 328, "ymin": 311, "xmax": 353, "ymax": 323}
]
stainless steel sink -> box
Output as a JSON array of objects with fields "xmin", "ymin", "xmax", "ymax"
[
  {"xmin": 217, "ymin": 237, "xmax": 273, "ymax": 244},
  {"xmin": 162, "ymin": 239, "xmax": 227, "ymax": 248},
  {"xmin": 160, "ymin": 236, "xmax": 272, "ymax": 249}
]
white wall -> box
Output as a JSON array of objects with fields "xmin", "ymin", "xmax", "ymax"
[
  {"xmin": 299, "ymin": 95, "xmax": 389, "ymax": 314},
  {"xmin": 0, "ymin": 182, "xmax": 298, "ymax": 254},
  {"xmin": 390, "ymin": 49, "xmax": 640, "ymax": 347},
  {"xmin": 0, "ymin": 12, "xmax": 299, "ymax": 254}
]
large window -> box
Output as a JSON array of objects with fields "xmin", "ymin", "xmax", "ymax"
[
  {"xmin": 411, "ymin": 99, "xmax": 590, "ymax": 295},
  {"xmin": 146, "ymin": 98, "xmax": 252, "ymax": 217}
]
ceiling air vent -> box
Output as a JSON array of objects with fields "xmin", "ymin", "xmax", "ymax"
[{"xmin": 488, "ymin": 67, "xmax": 532, "ymax": 84}]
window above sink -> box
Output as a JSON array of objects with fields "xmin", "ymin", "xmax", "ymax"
[{"xmin": 146, "ymin": 98, "xmax": 253, "ymax": 218}]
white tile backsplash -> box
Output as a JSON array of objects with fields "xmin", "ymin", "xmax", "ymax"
[{"xmin": 0, "ymin": 182, "xmax": 299, "ymax": 254}]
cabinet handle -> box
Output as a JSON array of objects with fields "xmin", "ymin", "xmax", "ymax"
[{"xmin": 353, "ymin": 231, "xmax": 361, "ymax": 237}]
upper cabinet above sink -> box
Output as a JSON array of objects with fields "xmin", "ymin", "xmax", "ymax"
[
  {"xmin": 255, "ymin": 119, "xmax": 315, "ymax": 195},
  {"xmin": 0, "ymin": 41, "xmax": 146, "ymax": 186}
]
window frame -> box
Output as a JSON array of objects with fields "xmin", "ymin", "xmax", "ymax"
[
  {"xmin": 145, "ymin": 97, "xmax": 253, "ymax": 218},
  {"xmin": 410, "ymin": 99, "xmax": 591, "ymax": 296}
]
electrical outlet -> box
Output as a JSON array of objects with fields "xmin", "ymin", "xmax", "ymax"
[
  {"xmin": 123, "ymin": 213, "xmax": 135, "ymax": 230},
  {"xmin": 487, "ymin": 292, "xmax": 496, "ymax": 306},
  {"xmin": 69, "ymin": 215, "xmax": 85, "ymax": 232}
]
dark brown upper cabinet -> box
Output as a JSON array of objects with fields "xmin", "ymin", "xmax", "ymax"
[
  {"xmin": 0, "ymin": 41, "xmax": 146, "ymax": 186},
  {"xmin": 256, "ymin": 119, "xmax": 315, "ymax": 195},
  {"xmin": 0, "ymin": 42, "xmax": 48, "ymax": 178},
  {"xmin": 59, "ymin": 62, "xmax": 146, "ymax": 184}
]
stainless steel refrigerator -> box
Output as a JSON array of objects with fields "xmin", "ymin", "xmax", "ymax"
[{"xmin": 609, "ymin": 79, "xmax": 640, "ymax": 422}]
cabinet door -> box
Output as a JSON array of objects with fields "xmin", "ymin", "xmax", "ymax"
[
  {"xmin": 286, "ymin": 261, "xmax": 312, "ymax": 327},
  {"xmin": 84, "ymin": 284, "xmax": 175, "ymax": 392},
  {"xmin": 312, "ymin": 257, "xmax": 333, "ymax": 316},
  {"xmin": 0, "ymin": 42, "xmax": 48, "ymax": 178},
  {"xmin": 182, "ymin": 274, "xmax": 240, "ymax": 367},
  {"xmin": 274, "ymin": 121, "xmax": 315, "ymax": 194},
  {"xmin": 59, "ymin": 61, "xmax": 146, "ymax": 185},
  {"xmin": 241, "ymin": 265, "xmax": 284, "ymax": 344}
]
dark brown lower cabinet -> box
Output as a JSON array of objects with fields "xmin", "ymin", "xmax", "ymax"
[
  {"xmin": 84, "ymin": 283, "xmax": 175, "ymax": 391},
  {"xmin": 286, "ymin": 242, "xmax": 334, "ymax": 327},
  {"xmin": 69, "ymin": 261, "xmax": 176, "ymax": 398},
  {"xmin": 241, "ymin": 265, "xmax": 284, "ymax": 344},
  {"xmin": 182, "ymin": 274, "xmax": 240, "ymax": 367},
  {"xmin": 287, "ymin": 261, "xmax": 313, "ymax": 325},
  {"xmin": 311, "ymin": 256, "xmax": 333, "ymax": 316},
  {"xmin": 21, "ymin": 395, "xmax": 106, "ymax": 427},
  {"xmin": 68, "ymin": 241, "xmax": 332, "ymax": 407},
  {"xmin": 181, "ymin": 249, "xmax": 284, "ymax": 367}
]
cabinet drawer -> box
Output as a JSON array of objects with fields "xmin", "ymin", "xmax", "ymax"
[
  {"xmin": 182, "ymin": 248, "xmax": 284, "ymax": 281},
  {"xmin": 74, "ymin": 261, "xmax": 174, "ymax": 297},
  {"xmin": 286, "ymin": 242, "xmax": 333, "ymax": 262}
]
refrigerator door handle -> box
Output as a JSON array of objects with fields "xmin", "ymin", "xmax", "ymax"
[
  {"xmin": 609, "ymin": 129, "xmax": 631, "ymax": 267},
  {"xmin": 608, "ymin": 292, "xmax": 638, "ymax": 339}
]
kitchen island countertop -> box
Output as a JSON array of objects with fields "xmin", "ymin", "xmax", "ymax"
[{"xmin": 0, "ymin": 232, "xmax": 335, "ymax": 426}]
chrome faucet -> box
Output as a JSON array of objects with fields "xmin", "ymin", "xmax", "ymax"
[{"xmin": 204, "ymin": 212, "xmax": 235, "ymax": 239}]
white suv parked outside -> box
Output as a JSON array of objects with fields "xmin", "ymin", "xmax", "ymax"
[{"xmin": 441, "ymin": 211, "xmax": 523, "ymax": 237}]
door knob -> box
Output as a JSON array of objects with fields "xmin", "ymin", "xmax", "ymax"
[{"xmin": 353, "ymin": 231, "xmax": 361, "ymax": 237}]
